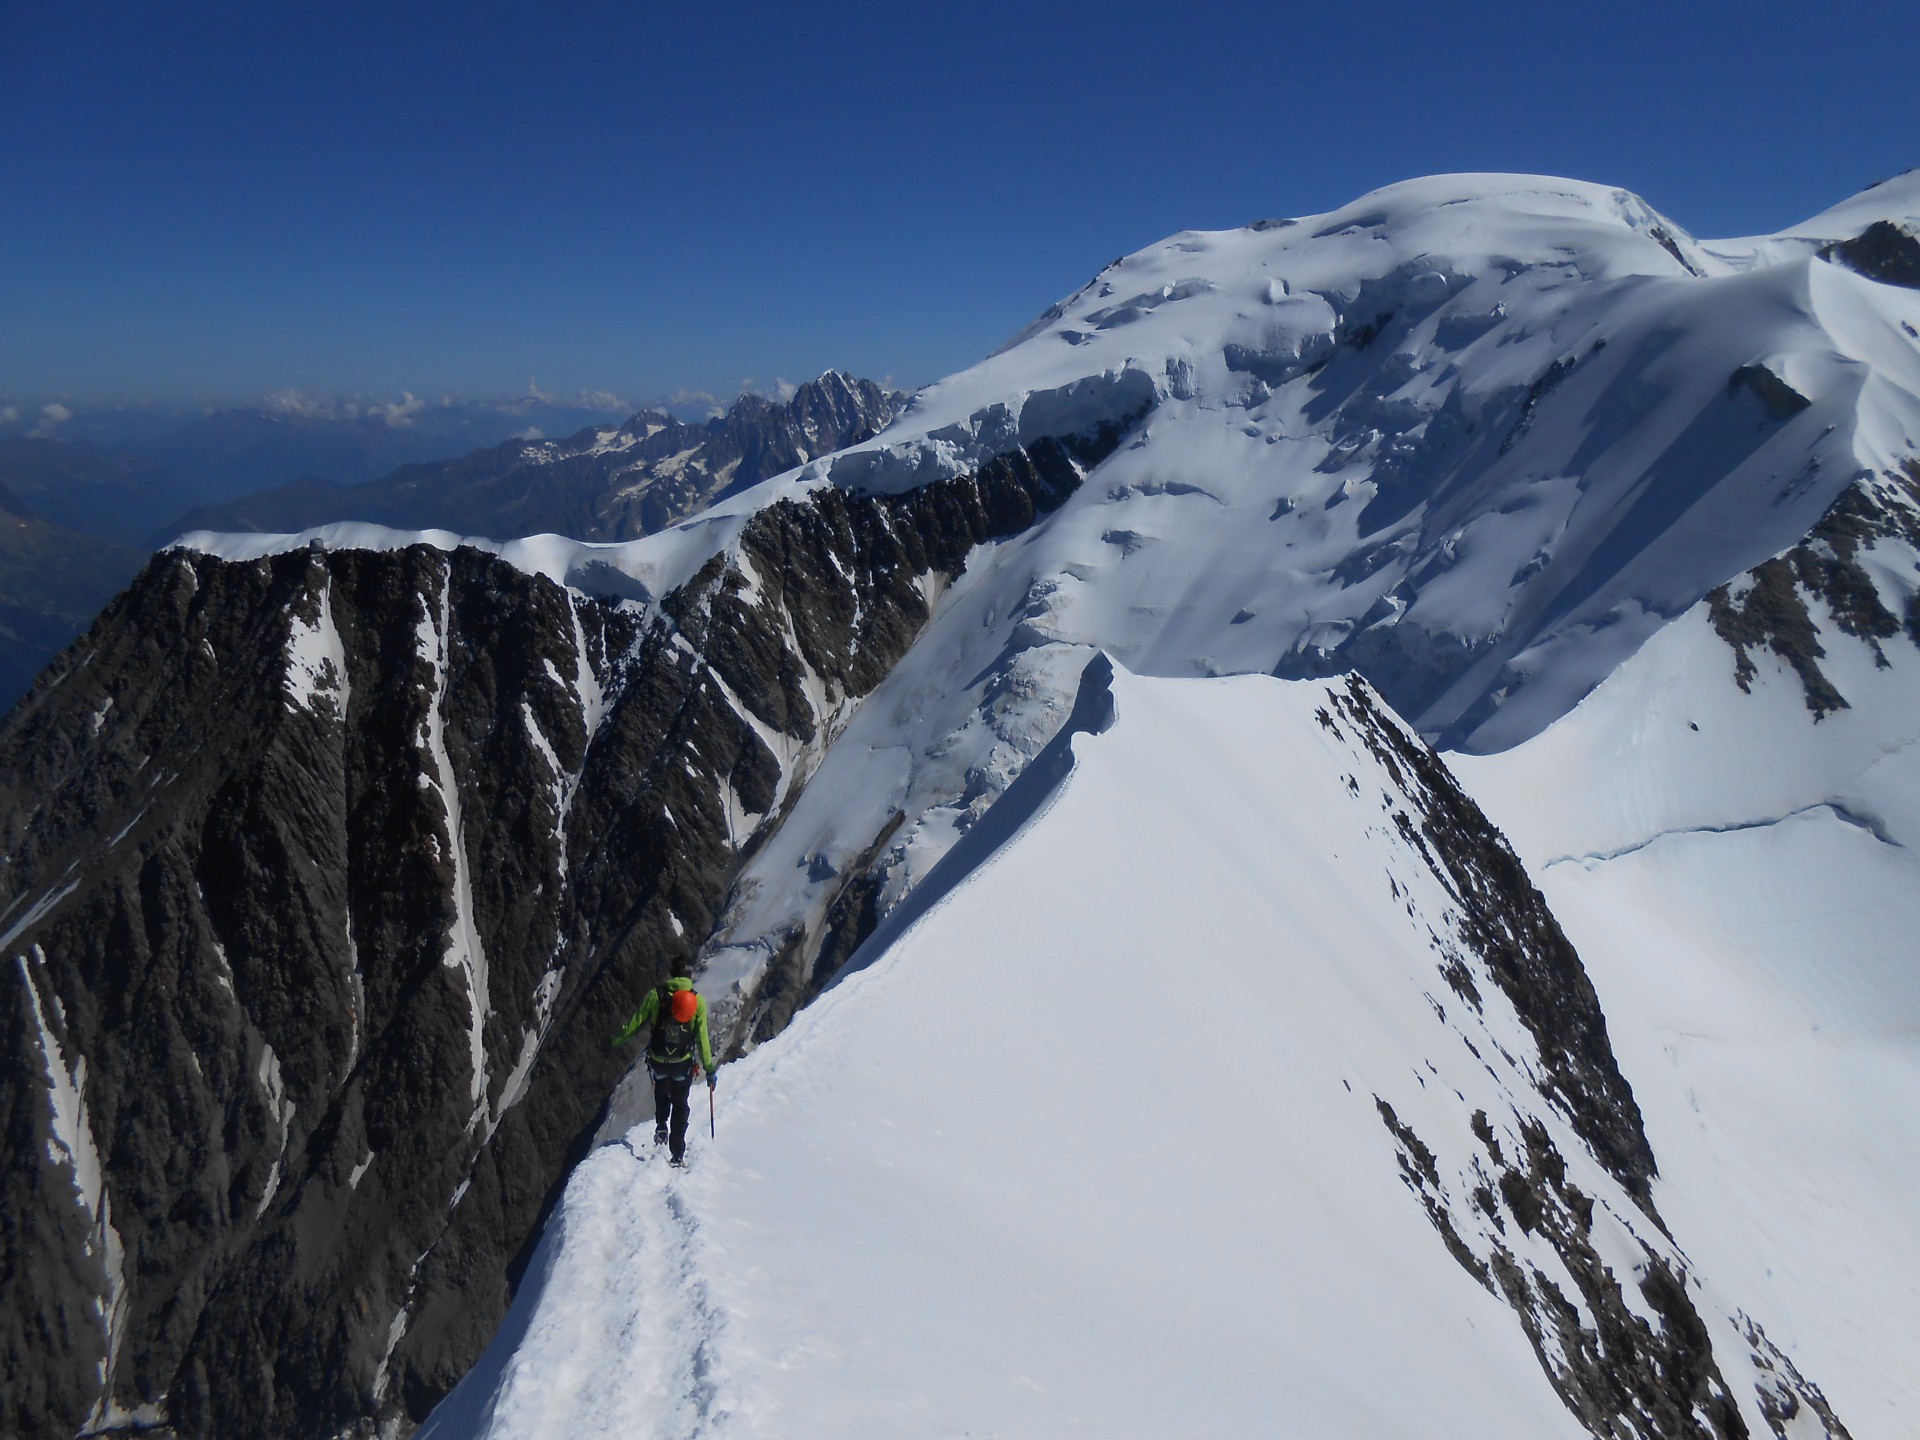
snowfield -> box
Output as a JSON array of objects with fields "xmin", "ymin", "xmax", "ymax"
[{"xmin": 183, "ymin": 172, "xmax": 1920, "ymax": 760}]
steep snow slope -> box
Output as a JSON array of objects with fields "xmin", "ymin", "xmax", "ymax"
[
  {"xmin": 423, "ymin": 663, "xmax": 1848, "ymax": 1440},
  {"xmin": 1456, "ymin": 543, "xmax": 1920, "ymax": 1438}
]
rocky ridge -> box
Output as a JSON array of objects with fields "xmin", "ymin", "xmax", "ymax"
[
  {"xmin": 1707, "ymin": 458, "xmax": 1920, "ymax": 716},
  {"xmin": 1315, "ymin": 676, "xmax": 1847, "ymax": 1439},
  {"xmin": 0, "ymin": 421, "xmax": 1117, "ymax": 1438}
]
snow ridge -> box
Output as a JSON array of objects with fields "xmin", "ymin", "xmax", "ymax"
[
  {"xmin": 29, "ymin": 171, "xmax": 1920, "ymax": 1438},
  {"xmin": 424, "ymin": 1147, "xmax": 729, "ymax": 1440},
  {"xmin": 428, "ymin": 661, "xmax": 1849, "ymax": 1440}
]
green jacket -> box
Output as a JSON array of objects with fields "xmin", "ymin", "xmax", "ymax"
[{"xmin": 613, "ymin": 976, "xmax": 714, "ymax": 1071}]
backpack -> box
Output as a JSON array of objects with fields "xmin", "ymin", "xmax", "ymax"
[{"xmin": 650, "ymin": 983, "xmax": 699, "ymax": 1061}]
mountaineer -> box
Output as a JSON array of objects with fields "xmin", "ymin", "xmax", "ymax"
[{"xmin": 612, "ymin": 972, "xmax": 716, "ymax": 1167}]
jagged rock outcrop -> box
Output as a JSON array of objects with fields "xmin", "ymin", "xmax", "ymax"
[
  {"xmin": 1819, "ymin": 219, "xmax": 1920, "ymax": 290},
  {"xmin": 170, "ymin": 373, "xmax": 905, "ymax": 545},
  {"xmin": 1707, "ymin": 459, "xmax": 1920, "ymax": 716},
  {"xmin": 0, "ymin": 423, "xmax": 1120, "ymax": 1439}
]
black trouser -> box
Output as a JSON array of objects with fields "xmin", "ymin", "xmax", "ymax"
[{"xmin": 649, "ymin": 1059, "xmax": 695, "ymax": 1161}]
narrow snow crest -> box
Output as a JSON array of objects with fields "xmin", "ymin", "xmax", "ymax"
[{"xmin": 173, "ymin": 491, "xmax": 782, "ymax": 606}]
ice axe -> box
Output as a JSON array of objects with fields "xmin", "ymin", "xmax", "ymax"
[{"xmin": 708, "ymin": 1073, "xmax": 717, "ymax": 1139}]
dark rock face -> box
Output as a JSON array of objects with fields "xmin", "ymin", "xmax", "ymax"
[
  {"xmin": 1313, "ymin": 679, "xmax": 1847, "ymax": 1439},
  {"xmin": 0, "ymin": 424, "xmax": 1118, "ymax": 1438},
  {"xmin": 1819, "ymin": 220, "xmax": 1920, "ymax": 290},
  {"xmin": 1726, "ymin": 364, "xmax": 1811, "ymax": 422},
  {"xmin": 1708, "ymin": 459, "xmax": 1920, "ymax": 715},
  {"xmin": 1318, "ymin": 677, "xmax": 1654, "ymax": 1205},
  {"xmin": 170, "ymin": 373, "xmax": 905, "ymax": 546}
]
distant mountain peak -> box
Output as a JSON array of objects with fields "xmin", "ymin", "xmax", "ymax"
[{"xmin": 167, "ymin": 373, "xmax": 906, "ymax": 545}]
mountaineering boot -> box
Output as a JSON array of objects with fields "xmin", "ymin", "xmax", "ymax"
[
  {"xmin": 653, "ymin": 1124, "xmax": 668, "ymax": 1147},
  {"xmin": 669, "ymin": 1156, "xmax": 688, "ymax": 1170}
]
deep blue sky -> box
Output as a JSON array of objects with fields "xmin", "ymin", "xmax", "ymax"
[{"xmin": 3, "ymin": 0, "xmax": 1914, "ymax": 408}]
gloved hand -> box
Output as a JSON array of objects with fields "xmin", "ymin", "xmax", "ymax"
[{"xmin": 706, "ymin": 1069, "xmax": 718, "ymax": 1091}]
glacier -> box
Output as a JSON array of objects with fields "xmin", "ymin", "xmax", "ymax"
[{"xmin": 1457, "ymin": 558, "xmax": 1920, "ymax": 1438}]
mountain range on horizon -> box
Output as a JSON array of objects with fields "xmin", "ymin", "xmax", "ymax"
[
  {"xmin": 0, "ymin": 391, "xmax": 661, "ymax": 495},
  {"xmin": 2, "ymin": 169, "xmax": 1918, "ymax": 1440},
  {"xmin": 0, "ymin": 377, "xmax": 905, "ymax": 715},
  {"xmin": 166, "ymin": 371, "xmax": 904, "ymax": 544}
]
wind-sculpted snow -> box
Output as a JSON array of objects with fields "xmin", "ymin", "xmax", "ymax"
[
  {"xmin": 188, "ymin": 175, "xmax": 1920, "ymax": 767},
  {"xmin": 425, "ymin": 663, "xmax": 1849, "ymax": 1440}
]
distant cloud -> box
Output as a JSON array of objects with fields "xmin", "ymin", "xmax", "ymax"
[
  {"xmin": 374, "ymin": 392, "xmax": 425, "ymax": 427},
  {"xmin": 653, "ymin": 387, "xmax": 725, "ymax": 418},
  {"xmin": 263, "ymin": 388, "xmax": 341, "ymax": 420},
  {"xmin": 525, "ymin": 379, "xmax": 630, "ymax": 414},
  {"xmin": 741, "ymin": 377, "xmax": 798, "ymax": 404},
  {"xmin": 27, "ymin": 402, "xmax": 72, "ymax": 437},
  {"xmin": 0, "ymin": 405, "xmax": 18, "ymax": 426},
  {"xmin": 264, "ymin": 388, "xmax": 435, "ymax": 426},
  {"xmin": 516, "ymin": 426, "xmax": 545, "ymax": 440}
]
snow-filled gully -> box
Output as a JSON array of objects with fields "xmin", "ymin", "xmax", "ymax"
[
  {"xmin": 415, "ymin": 572, "xmax": 492, "ymax": 1121},
  {"xmin": 16, "ymin": 947, "xmax": 134, "ymax": 1435}
]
